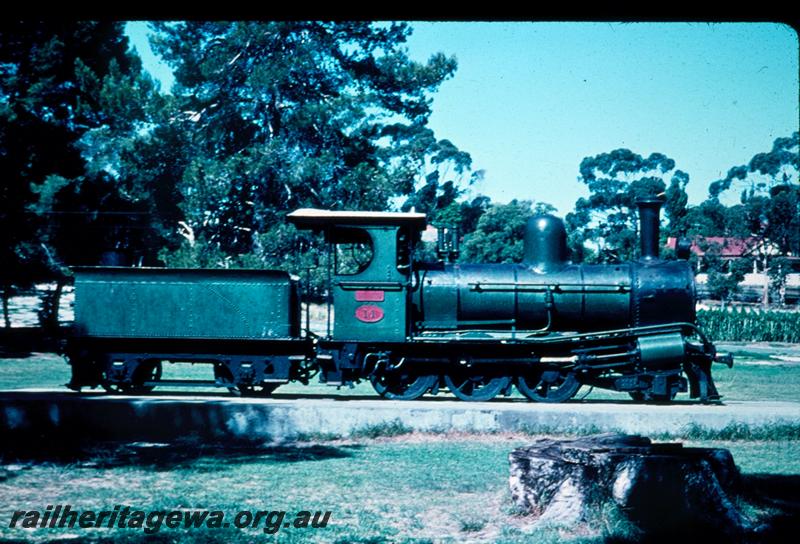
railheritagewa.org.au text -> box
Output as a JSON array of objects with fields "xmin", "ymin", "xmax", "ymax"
[{"xmin": 8, "ymin": 505, "xmax": 331, "ymax": 534}]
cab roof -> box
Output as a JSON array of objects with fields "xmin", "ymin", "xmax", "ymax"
[{"xmin": 287, "ymin": 208, "xmax": 427, "ymax": 230}]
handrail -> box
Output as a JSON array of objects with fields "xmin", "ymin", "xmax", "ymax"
[
  {"xmin": 469, "ymin": 281, "xmax": 630, "ymax": 294},
  {"xmin": 335, "ymin": 281, "xmax": 405, "ymax": 291}
]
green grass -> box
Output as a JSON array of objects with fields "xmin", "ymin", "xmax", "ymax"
[
  {"xmin": 511, "ymin": 421, "xmax": 800, "ymax": 442},
  {"xmin": 668, "ymin": 422, "xmax": 800, "ymax": 441},
  {"xmin": 688, "ymin": 439, "xmax": 800, "ymax": 474},
  {"xmin": 1, "ymin": 437, "xmax": 798, "ymax": 543},
  {"xmin": 0, "ymin": 440, "xmax": 516, "ymax": 543},
  {"xmin": 708, "ymin": 357, "xmax": 800, "ymax": 403},
  {"xmin": 0, "ymin": 353, "xmax": 70, "ymax": 390}
]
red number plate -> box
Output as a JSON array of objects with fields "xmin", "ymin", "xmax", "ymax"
[
  {"xmin": 355, "ymin": 305, "xmax": 384, "ymax": 323},
  {"xmin": 355, "ymin": 290, "xmax": 385, "ymax": 302}
]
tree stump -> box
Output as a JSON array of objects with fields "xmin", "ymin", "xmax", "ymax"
[{"xmin": 508, "ymin": 434, "xmax": 751, "ymax": 538}]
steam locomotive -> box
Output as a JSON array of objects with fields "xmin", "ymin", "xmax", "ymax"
[{"xmin": 65, "ymin": 198, "xmax": 732, "ymax": 403}]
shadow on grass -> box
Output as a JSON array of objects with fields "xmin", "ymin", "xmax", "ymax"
[
  {"xmin": 595, "ymin": 473, "xmax": 800, "ymax": 544},
  {"xmin": 739, "ymin": 473, "xmax": 800, "ymax": 543},
  {"xmin": 0, "ymin": 435, "xmax": 361, "ymax": 472},
  {"xmin": 0, "ymin": 351, "xmax": 33, "ymax": 359}
]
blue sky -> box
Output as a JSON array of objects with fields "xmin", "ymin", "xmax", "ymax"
[{"xmin": 126, "ymin": 22, "xmax": 799, "ymax": 214}]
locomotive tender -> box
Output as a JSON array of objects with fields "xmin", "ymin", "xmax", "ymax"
[{"xmin": 65, "ymin": 198, "xmax": 732, "ymax": 403}]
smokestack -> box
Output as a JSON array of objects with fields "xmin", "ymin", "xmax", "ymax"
[{"xmin": 636, "ymin": 198, "xmax": 664, "ymax": 261}]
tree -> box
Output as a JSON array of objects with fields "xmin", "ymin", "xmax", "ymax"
[
  {"xmin": 401, "ymin": 167, "xmax": 485, "ymax": 224},
  {"xmin": 435, "ymin": 193, "xmax": 491, "ymax": 237},
  {"xmin": 461, "ymin": 200, "xmax": 555, "ymax": 263},
  {"xmin": 0, "ymin": 21, "xmax": 153, "ymax": 326},
  {"xmin": 664, "ymin": 169, "xmax": 690, "ymax": 237},
  {"xmin": 709, "ymin": 132, "xmax": 799, "ymax": 200},
  {"xmin": 149, "ymin": 21, "xmax": 474, "ymax": 285},
  {"xmin": 766, "ymin": 184, "xmax": 800, "ymax": 256},
  {"xmin": 766, "ymin": 256, "xmax": 797, "ymax": 305},
  {"xmin": 566, "ymin": 149, "xmax": 689, "ymax": 263},
  {"xmin": 61, "ymin": 80, "xmax": 182, "ymax": 267},
  {"xmin": 703, "ymin": 253, "xmax": 750, "ymax": 308},
  {"xmin": 708, "ymin": 132, "xmax": 799, "ymax": 255}
]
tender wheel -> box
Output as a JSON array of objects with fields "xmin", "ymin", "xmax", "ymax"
[
  {"xmin": 444, "ymin": 374, "xmax": 511, "ymax": 402},
  {"xmin": 66, "ymin": 351, "xmax": 104, "ymax": 391},
  {"xmin": 102, "ymin": 360, "xmax": 162, "ymax": 395},
  {"xmin": 370, "ymin": 373, "xmax": 437, "ymax": 400},
  {"xmin": 96, "ymin": 354, "xmax": 130, "ymax": 394},
  {"xmin": 129, "ymin": 360, "xmax": 162, "ymax": 394},
  {"xmin": 99, "ymin": 354, "xmax": 131, "ymax": 394},
  {"xmin": 516, "ymin": 369, "xmax": 580, "ymax": 403},
  {"xmin": 214, "ymin": 363, "xmax": 240, "ymax": 395},
  {"xmin": 238, "ymin": 383, "xmax": 281, "ymax": 397}
]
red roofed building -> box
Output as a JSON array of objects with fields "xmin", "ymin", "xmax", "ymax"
[
  {"xmin": 666, "ymin": 236, "xmax": 759, "ymax": 258},
  {"xmin": 666, "ymin": 236, "xmax": 783, "ymax": 273}
]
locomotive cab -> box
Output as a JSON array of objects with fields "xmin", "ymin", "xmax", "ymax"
[{"xmin": 287, "ymin": 209, "xmax": 427, "ymax": 343}]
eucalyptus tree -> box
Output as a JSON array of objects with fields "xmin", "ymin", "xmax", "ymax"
[
  {"xmin": 708, "ymin": 132, "xmax": 799, "ymax": 256},
  {"xmin": 566, "ymin": 148, "xmax": 689, "ymax": 263}
]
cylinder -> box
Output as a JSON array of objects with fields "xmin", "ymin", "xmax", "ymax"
[
  {"xmin": 636, "ymin": 198, "xmax": 663, "ymax": 261},
  {"xmin": 637, "ymin": 333, "xmax": 686, "ymax": 369}
]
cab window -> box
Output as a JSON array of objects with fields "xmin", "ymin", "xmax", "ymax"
[{"xmin": 332, "ymin": 227, "xmax": 373, "ymax": 276}]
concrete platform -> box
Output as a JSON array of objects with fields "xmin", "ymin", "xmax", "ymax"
[{"xmin": 2, "ymin": 390, "xmax": 799, "ymax": 443}]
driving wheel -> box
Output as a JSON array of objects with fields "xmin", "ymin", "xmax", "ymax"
[
  {"xmin": 516, "ymin": 369, "xmax": 580, "ymax": 403},
  {"xmin": 370, "ymin": 373, "xmax": 437, "ymax": 400},
  {"xmin": 444, "ymin": 374, "xmax": 511, "ymax": 402}
]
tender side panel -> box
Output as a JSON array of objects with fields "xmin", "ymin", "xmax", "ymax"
[{"xmin": 73, "ymin": 268, "xmax": 296, "ymax": 339}]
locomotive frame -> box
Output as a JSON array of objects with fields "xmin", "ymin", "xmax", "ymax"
[{"xmin": 64, "ymin": 199, "xmax": 732, "ymax": 403}]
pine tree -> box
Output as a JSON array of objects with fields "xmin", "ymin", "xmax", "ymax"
[
  {"xmin": 149, "ymin": 22, "xmax": 474, "ymax": 273},
  {"xmin": 0, "ymin": 21, "xmax": 159, "ymax": 326}
]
